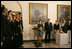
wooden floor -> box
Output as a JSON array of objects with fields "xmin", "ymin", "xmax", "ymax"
[{"xmin": 20, "ymin": 41, "xmax": 71, "ymax": 48}]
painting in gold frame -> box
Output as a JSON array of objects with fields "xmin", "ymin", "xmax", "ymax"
[
  {"xmin": 57, "ymin": 5, "xmax": 71, "ymax": 23},
  {"xmin": 29, "ymin": 3, "xmax": 48, "ymax": 24}
]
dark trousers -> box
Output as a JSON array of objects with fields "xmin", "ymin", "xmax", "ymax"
[
  {"xmin": 13, "ymin": 33, "xmax": 23, "ymax": 47},
  {"xmin": 13, "ymin": 35, "xmax": 19, "ymax": 48},
  {"xmin": 3, "ymin": 39, "xmax": 12, "ymax": 48},
  {"xmin": 45, "ymin": 31, "xmax": 51, "ymax": 43},
  {"xmin": 18, "ymin": 33, "xmax": 23, "ymax": 46}
]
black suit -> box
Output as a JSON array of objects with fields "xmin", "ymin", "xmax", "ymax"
[
  {"xmin": 1, "ymin": 13, "xmax": 13, "ymax": 48},
  {"xmin": 45, "ymin": 22, "xmax": 52, "ymax": 43},
  {"xmin": 1, "ymin": 18, "xmax": 5, "ymax": 48}
]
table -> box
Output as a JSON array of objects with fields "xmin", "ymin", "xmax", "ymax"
[{"xmin": 32, "ymin": 27, "xmax": 38, "ymax": 40}]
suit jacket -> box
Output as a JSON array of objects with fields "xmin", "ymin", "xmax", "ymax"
[
  {"xmin": 1, "ymin": 14, "xmax": 6, "ymax": 42},
  {"xmin": 45, "ymin": 22, "xmax": 52, "ymax": 33},
  {"xmin": 1, "ymin": 13, "xmax": 13, "ymax": 41}
]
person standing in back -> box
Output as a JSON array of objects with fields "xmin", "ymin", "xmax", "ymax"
[
  {"xmin": 54, "ymin": 20, "xmax": 59, "ymax": 40},
  {"xmin": 45, "ymin": 18, "xmax": 52, "ymax": 43}
]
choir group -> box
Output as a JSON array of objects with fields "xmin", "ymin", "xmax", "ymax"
[{"xmin": 1, "ymin": 5, "xmax": 23, "ymax": 48}]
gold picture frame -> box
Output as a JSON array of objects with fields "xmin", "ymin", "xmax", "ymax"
[
  {"xmin": 29, "ymin": 3, "xmax": 48, "ymax": 24},
  {"xmin": 57, "ymin": 5, "xmax": 71, "ymax": 23}
]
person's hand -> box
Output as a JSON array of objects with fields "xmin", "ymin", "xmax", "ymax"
[
  {"xmin": 45, "ymin": 31, "xmax": 47, "ymax": 33},
  {"xmin": 42, "ymin": 31, "xmax": 43, "ymax": 33},
  {"xmin": 23, "ymin": 30, "xmax": 24, "ymax": 32},
  {"xmin": 14, "ymin": 33, "xmax": 15, "ymax": 36},
  {"xmin": 3, "ymin": 37, "xmax": 5, "ymax": 40},
  {"xmin": 11, "ymin": 37, "xmax": 13, "ymax": 40},
  {"xmin": 21, "ymin": 30, "xmax": 23, "ymax": 34},
  {"xmin": 54, "ymin": 30, "xmax": 57, "ymax": 32},
  {"xmin": 1, "ymin": 42, "xmax": 3, "ymax": 47}
]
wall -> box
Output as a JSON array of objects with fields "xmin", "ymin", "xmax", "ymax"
[
  {"xmin": 1, "ymin": 1, "xmax": 21, "ymax": 11},
  {"xmin": 1, "ymin": 1, "xmax": 71, "ymax": 40}
]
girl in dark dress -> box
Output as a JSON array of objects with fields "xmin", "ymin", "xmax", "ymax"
[
  {"xmin": 19, "ymin": 13, "xmax": 23, "ymax": 46},
  {"xmin": 15, "ymin": 14, "xmax": 22, "ymax": 47},
  {"xmin": 9, "ymin": 14, "xmax": 17, "ymax": 48},
  {"xmin": 37, "ymin": 20, "xmax": 43, "ymax": 47},
  {"xmin": 8, "ymin": 10, "xmax": 16, "ymax": 48},
  {"xmin": 10, "ymin": 15, "xmax": 16, "ymax": 36}
]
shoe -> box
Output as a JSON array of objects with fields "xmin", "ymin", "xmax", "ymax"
[
  {"xmin": 19, "ymin": 45, "xmax": 23, "ymax": 48},
  {"xmin": 39, "ymin": 43, "xmax": 42, "ymax": 47}
]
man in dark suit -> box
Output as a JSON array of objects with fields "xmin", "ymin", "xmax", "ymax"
[
  {"xmin": 1, "ymin": 7, "xmax": 13, "ymax": 48},
  {"xmin": 1, "ymin": 7, "xmax": 7, "ymax": 48},
  {"xmin": 1, "ymin": 5, "xmax": 5, "ymax": 48},
  {"xmin": 45, "ymin": 18, "xmax": 52, "ymax": 43},
  {"xmin": 1, "ymin": 23, "xmax": 5, "ymax": 48}
]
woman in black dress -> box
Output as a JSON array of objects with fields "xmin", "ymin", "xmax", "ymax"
[
  {"xmin": 54, "ymin": 20, "xmax": 59, "ymax": 32},
  {"xmin": 54, "ymin": 20, "xmax": 59, "ymax": 40},
  {"xmin": 9, "ymin": 14, "xmax": 17, "ymax": 48},
  {"xmin": 15, "ymin": 14, "xmax": 22, "ymax": 47},
  {"xmin": 19, "ymin": 13, "xmax": 23, "ymax": 46}
]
